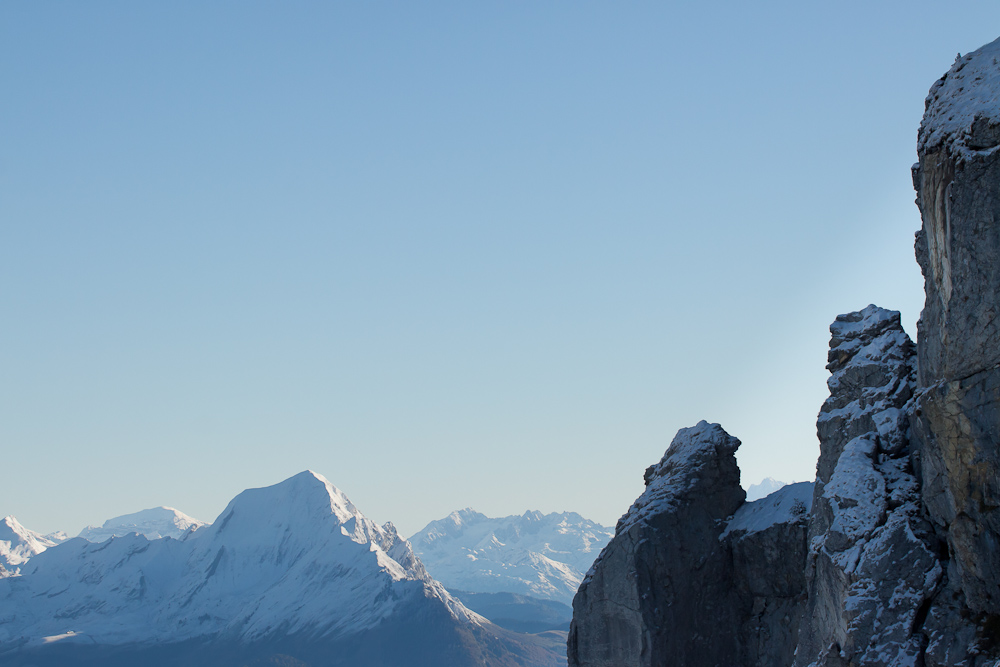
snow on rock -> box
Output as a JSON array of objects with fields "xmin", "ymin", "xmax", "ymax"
[
  {"xmin": 911, "ymin": 35, "xmax": 1000, "ymax": 643},
  {"xmin": 568, "ymin": 421, "xmax": 747, "ymax": 667},
  {"xmin": 722, "ymin": 481, "xmax": 812, "ymax": 540},
  {"xmin": 617, "ymin": 420, "xmax": 743, "ymax": 534},
  {"xmin": 410, "ymin": 508, "xmax": 612, "ymax": 605},
  {"xmin": 77, "ymin": 506, "xmax": 207, "ymax": 542},
  {"xmin": 821, "ymin": 437, "xmax": 887, "ymax": 555},
  {"xmin": 795, "ymin": 306, "xmax": 944, "ymax": 667},
  {"xmin": 918, "ymin": 37, "xmax": 1000, "ymax": 161},
  {"xmin": 0, "ymin": 517, "xmax": 59, "ymax": 577}
]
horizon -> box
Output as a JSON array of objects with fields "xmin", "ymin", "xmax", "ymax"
[
  {"xmin": 5, "ymin": 3, "xmax": 1000, "ymax": 538},
  {"xmin": 2, "ymin": 467, "xmax": 792, "ymax": 540}
]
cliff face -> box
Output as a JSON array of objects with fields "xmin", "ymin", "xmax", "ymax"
[
  {"xmin": 567, "ymin": 422, "xmax": 746, "ymax": 667},
  {"xmin": 912, "ymin": 36, "xmax": 1000, "ymax": 624},
  {"xmin": 568, "ymin": 423, "xmax": 811, "ymax": 667},
  {"xmin": 570, "ymin": 35, "xmax": 1000, "ymax": 667}
]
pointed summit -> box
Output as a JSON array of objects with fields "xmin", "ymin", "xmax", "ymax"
[{"xmin": 0, "ymin": 515, "xmax": 59, "ymax": 576}]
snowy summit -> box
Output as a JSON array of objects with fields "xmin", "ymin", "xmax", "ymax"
[
  {"xmin": 77, "ymin": 506, "xmax": 207, "ymax": 542},
  {"xmin": 0, "ymin": 516, "xmax": 61, "ymax": 577}
]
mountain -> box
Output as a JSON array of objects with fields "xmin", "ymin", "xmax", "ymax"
[
  {"xmin": 0, "ymin": 517, "xmax": 60, "ymax": 577},
  {"xmin": 744, "ymin": 476, "xmax": 787, "ymax": 502},
  {"xmin": 410, "ymin": 508, "xmax": 613, "ymax": 605},
  {"xmin": 78, "ymin": 506, "xmax": 207, "ymax": 542},
  {"xmin": 0, "ymin": 471, "xmax": 563, "ymax": 667},
  {"xmin": 569, "ymin": 35, "xmax": 1000, "ymax": 667}
]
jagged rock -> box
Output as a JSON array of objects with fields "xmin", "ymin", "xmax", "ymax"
[
  {"xmin": 796, "ymin": 305, "xmax": 944, "ymax": 667},
  {"xmin": 567, "ymin": 421, "xmax": 745, "ymax": 667}
]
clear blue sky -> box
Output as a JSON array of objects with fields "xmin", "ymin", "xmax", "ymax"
[{"xmin": 3, "ymin": 2, "xmax": 999, "ymax": 537}]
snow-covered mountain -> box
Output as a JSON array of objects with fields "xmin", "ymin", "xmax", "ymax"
[
  {"xmin": 0, "ymin": 517, "xmax": 61, "ymax": 577},
  {"xmin": 78, "ymin": 506, "xmax": 206, "ymax": 542},
  {"xmin": 744, "ymin": 476, "xmax": 788, "ymax": 502},
  {"xmin": 410, "ymin": 509, "xmax": 613, "ymax": 605},
  {"xmin": 0, "ymin": 472, "xmax": 562, "ymax": 667}
]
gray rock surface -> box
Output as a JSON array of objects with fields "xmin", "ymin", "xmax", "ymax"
[
  {"xmin": 567, "ymin": 421, "xmax": 745, "ymax": 667},
  {"xmin": 725, "ymin": 482, "xmax": 813, "ymax": 667},
  {"xmin": 795, "ymin": 306, "xmax": 945, "ymax": 667},
  {"xmin": 913, "ymin": 35, "xmax": 1000, "ymax": 625},
  {"xmin": 568, "ymin": 423, "xmax": 813, "ymax": 667}
]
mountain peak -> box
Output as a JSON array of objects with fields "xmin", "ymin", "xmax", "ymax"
[
  {"xmin": 213, "ymin": 470, "xmax": 362, "ymax": 537},
  {"xmin": 1, "ymin": 515, "xmax": 24, "ymax": 533},
  {"xmin": 0, "ymin": 515, "xmax": 58, "ymax": 574}
]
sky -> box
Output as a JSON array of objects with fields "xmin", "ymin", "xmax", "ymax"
[{"xmin": 4, "ymin": 2, "xmax": 1000, "ymax": 538}]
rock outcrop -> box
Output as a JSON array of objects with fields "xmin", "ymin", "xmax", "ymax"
[
  {"xmin": 568, "ymin": 422, "xmax": 812, "ymax": 667},
  {"xmin": 570, "ymin": 35, "xmax": 1000, "ymax": 667},
  {"xmin": 795, "ymin": 306, "xmax": 942, "ymax": 667},
  {"xmin": 568, "ymin": 422, "xmax": 745, "ymax": 667}
]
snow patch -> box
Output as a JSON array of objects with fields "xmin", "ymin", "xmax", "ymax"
[{"xmin": 722, "ymin": 482, "xmax": 813, "ymax": 539}]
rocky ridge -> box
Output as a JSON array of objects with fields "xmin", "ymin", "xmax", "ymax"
[{"xmin": 569, "ymin": 35, "xmax": 1000, "ymax": 667}]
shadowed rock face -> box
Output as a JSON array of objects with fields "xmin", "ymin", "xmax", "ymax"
[
  {"xmin": 913, "ymin": 36, "xmax": 1000, "ymax": 621},
  {"xmin": 567, "ymin": 423, "xmax": 813, "ymax": 667},
  {"xmin": 567, "ymin": 421, "xmax": 745, "ymax": 667}
]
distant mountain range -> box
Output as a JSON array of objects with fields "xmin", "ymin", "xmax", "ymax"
[
  {"xmin": 1, "ymin": 506, "xmax": 208, "ymax": 579},
  {"xmin": 410, "ymin": 508, "xmax": 613, "ymax": 606},
  {"xmin": 0, "ymin": 472, "xmax": 563, "ymax": 667},
  {"xmin": 77, "ymin": 506, "xmax": 207, "ymax": 542}
]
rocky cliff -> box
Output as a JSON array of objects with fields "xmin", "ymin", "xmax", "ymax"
[
  {"xmin": 912, "ymin": 36, "xmax": 1000, "ymax": 625},
  {"xmin": 569, "ymin": 35, "xmax": 1000, "ymax": 667},
  {"xmin": 567, "ymin": 422, "xmax": 811, "ymax": 667}
]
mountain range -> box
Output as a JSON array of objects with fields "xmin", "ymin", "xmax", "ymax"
[
  {"xmin": 0, "ymin": 471, "xmax": 563, "ymax": 667},
  {"xmin": 410, "ymin": 508, "xmax": 613, "ymax": 607}
]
